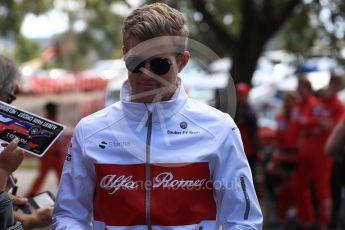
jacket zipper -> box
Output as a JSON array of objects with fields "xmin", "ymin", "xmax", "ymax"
[
  {"xmin": 146, "ymin": 112, "xmax": 153, "ymax": 230},
  {"xmin": 240, "ymin": 176, "xmax": 250, "ymax": 220}
]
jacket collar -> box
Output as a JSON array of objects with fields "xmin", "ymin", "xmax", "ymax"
[{"xmin": 120, "ymin": 78, "xmax": 188, "ymax": 123}]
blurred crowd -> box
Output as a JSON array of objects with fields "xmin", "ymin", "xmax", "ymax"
[{"xmin": 236, "ymin": 73, "xmax": 345, "ymax": 230}]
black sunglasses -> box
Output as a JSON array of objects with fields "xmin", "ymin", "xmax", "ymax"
[
  {"xmin": 125, "ymin": 56, "xmax": 178, "ymax": 75},
  {"xmin": 6, "ymin": 93, "xmax": 16, "ymax": 104}
]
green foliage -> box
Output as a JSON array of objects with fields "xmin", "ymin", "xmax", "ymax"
[
  {"xmin": 0, "ymin": 1, "xmax": 25, "ymax": 36},
  {"xmin": 21, "ymin": 0, "xmax": 53, "ymax": 15},
  {"xmin": 0, "ymin": 0, "xmax": 51, "ymax": 66},
  {"xmin": 14, "ymin": 35, "xmax": 42, "ymax": 63},
  {"xmin": 0, "ymin": 0, "xmax": 125, "ymax": 70},
  {"xmin": 56, "ymin": 0, "xmax": 126, "ymax": 70},
  {"xmin": 2, "ymin": 0, "xmax": 345, "ymax": 73},
  {"xmin": 277, "ymin": 4, "xmax": 314, "ymax": 53},
  {"xmin": 277, "ymin": 0, "xmax": 345, "ymax": 63},
  {"xmin": 148, "ymin": 0, "xmax": 345, "ymax": 62},
  {"xmin": 0, "ymin": 0, "xmax": 52, "ymax": 36}
]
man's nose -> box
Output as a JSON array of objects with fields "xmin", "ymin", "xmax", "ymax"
[
  {"xmin": 142, "ymin": 60, "xmax": 150, "ymax": 71},
  {"xmin": 139, "ymin": 62, "xmax": 157, "ymax": 79}
]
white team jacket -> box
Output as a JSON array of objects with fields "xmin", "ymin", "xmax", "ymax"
[{"xmin": 53, "ymin": 80, "xmax": 263, "ymax": 230}]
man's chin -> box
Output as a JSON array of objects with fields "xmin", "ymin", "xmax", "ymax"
[{"xmin": 131, "ymin": 93, "xmax": 159, "ymax": 103}]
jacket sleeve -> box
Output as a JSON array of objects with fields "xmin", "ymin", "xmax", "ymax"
[
  {"xmin": 213, "ymin": 117, "xmax": 263, "ymax": 230},
  {"xmin": 52, "ymin": 121, "xmax": 96, "ymax": 229}
]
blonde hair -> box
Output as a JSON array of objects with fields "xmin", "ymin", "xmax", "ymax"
[{"xmin": 122, "ymin": 3, "xmax": 189, "ymax": 52}]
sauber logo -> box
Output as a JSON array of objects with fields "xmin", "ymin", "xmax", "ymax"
[
  {"xmin": 99, "ymin": 172, "xmax": 207, "ymax": 195},
  {"xmin": 99, "ymin": 141, "xmax": 108, "ymax": 149}
]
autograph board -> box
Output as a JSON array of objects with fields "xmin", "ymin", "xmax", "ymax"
[{"xmin": 0, "ymin": 102, "xmax": 65, "ymax": 157}]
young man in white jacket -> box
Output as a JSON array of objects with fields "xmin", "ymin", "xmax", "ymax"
[{"xmin": 53, "ymin": 3, "xmax": 263, "ymax": 229}]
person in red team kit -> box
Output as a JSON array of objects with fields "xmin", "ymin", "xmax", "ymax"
[
  {"xmin": 27, "ymin": 102, "xmax": 64, "ymax": 196},
  {"xmin": 268, "ymin": 78, "xmax": 315, "ymax": 223},
  {"xmin": 234, "ymin": 82, "xmax": 259, "ymax": 175},
  {"xmin": 279, "ymin": 77, "xmax": 318, "ymax": 228},
  {"xmin": 53, "ymin": 3, "xmax": 262, "ymax": 230},
  {"xmin": 270, "ymin": 92, "xmax": 299, "ymax": 223},
  {"xmin": 295, "ymin": 75, "xmax": 344, "ymax": 229}
]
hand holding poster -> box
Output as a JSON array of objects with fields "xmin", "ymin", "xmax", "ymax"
[{"xmin": 0, "ymin": 101, "xmax": 65, "ymax": 157}]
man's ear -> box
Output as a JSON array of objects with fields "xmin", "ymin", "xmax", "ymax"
[{"xmin": 178, "ymin": 51, "xmax": 190, "ymax": 73}]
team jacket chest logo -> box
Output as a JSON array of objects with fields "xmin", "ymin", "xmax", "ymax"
[
  {"xmin": 180, "ymin": 121, "xmax": 188, "ymax": 129},
  {"xmin": 93, "ymin": 163, "xmax": 217, "ymax": 226},
  {"xmin": 99, "ymin": 141, "xmax": 108, "ymax": 149},
  {"xmin": 100, "ymin": 171, "xmax": 207, "ymax": 195},
  {"xmin": 167, "ymin": 121, "xmax": 200, "ymax": 135}
]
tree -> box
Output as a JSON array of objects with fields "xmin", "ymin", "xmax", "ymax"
[
  {"xmin": 14, "ymin": 35, "xmax": 41, "ymax": 63},
  {"xmin": 3, "ymin": 0, "xmax": 344, "ymax": 75},
  {"xmin": 189, "ymin": 0, "xmax": 302, "ymax": 84},
  {"xmin": 0, "ymin": 0, "xmax": 126, "ymax": 69},
  {"xmin": 278, "ymin": 0, "xmax": 345, "ymax": 67},
  {"xmin": 0, "ymin": 0, "xmax": 51, "ymax": 61},
  {"xmin": 146, "ymin": 0, "xmax": 345, "ymax": 85},
  {"xmin": 54, "ymin": 0, "xmax": 127, "ymax": 70}
]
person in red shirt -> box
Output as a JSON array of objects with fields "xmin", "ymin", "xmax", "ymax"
[
  {"xmin": 276, "ymin": 91, "xmax": 299, "ymax": 154},
  {"xmin": 277, "ymin": 76, "xmax": 319, "ymax": 228},
  {"xmin": 271, "ymin": 91, "xmax": 299, "ymax": 222},
  {"xmin": 26, "ymin": 102, "xmax": 64, "ymax": 196},
  {"xmin": 234, "ymin": 82, "xmax": 259, "ymax": 175},
  {"xmin": 286, "ymin": 76, "xmax": 320, "ymax": 148},
  {"xmin": 295, "ymin": 74, "xmax": 344, "ymax": 229}
]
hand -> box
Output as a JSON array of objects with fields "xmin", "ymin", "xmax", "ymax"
[
  {"xmin": 0, "ymin": 138, "xmax": 24, "ymax": 175},
  {"xmin": 0, "ymin": 138, "xmax": 24, "ymax": 189},
  {"xmin": 8, "ymin": 193, "xmax": 28, "ymax": 208},
  {"xmin": 28, "ymin": 207, "xmax": 53, "ymax": 228},
  {"xmin": 14, "ymin": 207, "xmax": 53, "ymax": 229}
]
